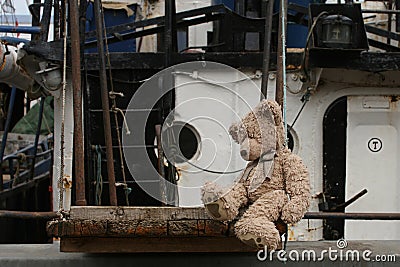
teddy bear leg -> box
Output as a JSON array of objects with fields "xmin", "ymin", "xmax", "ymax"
[
  {"xmin": 202, "ymin": 182, "xmax": 248, "ymax": 221},
  {"xmin": 234, "ymin": 190, "xmax": 288, "ymax": 250}
]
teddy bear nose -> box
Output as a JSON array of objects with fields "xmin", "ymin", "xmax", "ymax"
[{"xmin": 240, "ymin": 150, "xmax": 248, "ymax": 158}]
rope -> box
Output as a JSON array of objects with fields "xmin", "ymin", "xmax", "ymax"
[
  {"xmin": 95, "ymin": 145, "xmax": 103, "ymax": 205},
  {"xmin": 58, "ymin": 0, "xmax": 68, "ymax": 213},
  {"xmin": 101, "ymin": 5, "xmax": 130, "ymax": 206},
  {"xmin": 281, "ymin": 0, "xmax": 288, "ymax": 147}
]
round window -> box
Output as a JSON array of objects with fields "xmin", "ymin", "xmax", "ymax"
[{"xmin": 161, "ymin": 122, "xmax": 200, "ymax": 164}]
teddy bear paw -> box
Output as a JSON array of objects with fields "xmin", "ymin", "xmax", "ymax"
[
  {"xmin": 236, "ymin": 221, "xmax": 281, "ymax": 250},
  {"xmin": 238, "ymin": 232, "xmax": 281, "ymax": 251},
  {"xmin": 203, "ymin": 191, "xmax": 231, "ymax": 221}
]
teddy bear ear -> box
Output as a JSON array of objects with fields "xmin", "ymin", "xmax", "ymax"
[
  {"xmin": 228, "ymin": 123, "xmax": 240, "ymax": 143},
  {"xmin": 260, "ymin": 99, "xmax": 281, "ymax": 126}
]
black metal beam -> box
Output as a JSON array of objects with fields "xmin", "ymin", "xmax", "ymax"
[
  {"xmin": 305, "ymin": 212, "xmax": 400, "ymax": 220},
  {"xmin": 368, "ymin": 38, "xmax": 400, "ymax": 52},
  {"xmin": 0, "ymin": 210, "xmax": 58, "ymax": 220},
  {"xmin": 309, "ymin": 50, "xmax": 400, "ymax": 71},
  {"xmin": 83, "ymin": 52, "xmax": 304, "ymax": 71},
  {"xmin": 365, "ymin": 25, "xmax": 400, "ymax": 42}
]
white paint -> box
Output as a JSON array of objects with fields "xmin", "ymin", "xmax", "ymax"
[
  {"xmin": 52, "ymin": 82, "xmax": 74, "ymax": 212},
  {"xmin": 345, "ymin": 96, "xmax": 400, "ymax": 240},
  {"xmin": 174, "ymin": 67, "xmax": 261, "ymax": 207},
  {"xmin": 138, "ymin": 0, "xmax": 212, "ymax": 52}
]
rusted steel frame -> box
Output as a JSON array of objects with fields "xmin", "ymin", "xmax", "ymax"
[
  {"xmin": 93, "ymin": 0, "xmax": 117, "ymax": 206},
  {"xmin": 70, "ymin": 0, "xmax": 86, "ymax": 206},
  {"xmin": 0, "ymin": 210, "xmax": 58, "ymax": 220},
  {"xmin": 305, "ymin": 212, "xmax": 400, "ymax": 220},
  {"xmin": 275, "ymin": 0, "xmax": 288, "ymax": 107},
  {"xmin": 260, "ymin": 0, "xmax": 275, "ymax": 100}
]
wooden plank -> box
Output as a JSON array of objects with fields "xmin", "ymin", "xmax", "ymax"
[
  {"xmin": 69, "ymin": 206, "xmax": 211, "ymax": 220},
  {"xmin": 60, "ymin": 237, "xmax": 257, "ymax": 253},
  {"xmin": 47, "ymin": 219, "xmax": 230, "ymax": 238}
]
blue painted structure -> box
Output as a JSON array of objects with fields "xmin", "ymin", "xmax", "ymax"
[{"xmin": 85, "ymin": 3, "xmax": 136, "ymax": 53}]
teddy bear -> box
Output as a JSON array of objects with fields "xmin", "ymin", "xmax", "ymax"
[{"xmin": 201, "ymin": 100, "xmax": 310, "ymax": 250}]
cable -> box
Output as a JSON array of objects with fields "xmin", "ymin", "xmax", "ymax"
[
  {"xmin": 176, "ymin": 154, "xmax": 244, "ymax": 174},
  {"xmin": 288, "ymin": 89, "xmax": 311, "ymax": 132},
  {"xmin": 300, "ymin": 11, "xmax": 329, "ymax": 82},
  {"xmin": 173, "ymin": 71, "xmax": 260, "ymax": 84}
]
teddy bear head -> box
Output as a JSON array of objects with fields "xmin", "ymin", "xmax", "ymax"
[{"xmin": 228, "ymin": 100, "xmax": 285, "ymax": 161}]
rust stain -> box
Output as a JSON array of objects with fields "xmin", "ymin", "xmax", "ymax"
[{"xmin": 63, "ymin": 176, "xmax": 72, "ymax": 189}]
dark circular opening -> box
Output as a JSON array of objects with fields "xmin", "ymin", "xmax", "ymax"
[
  {"xmin": 177, "ymin": 124, "xmax": 198, "ymax": 163},
  {"xmin": 162, "ymin": 122, "xmax": 199, "ymax": 164}
]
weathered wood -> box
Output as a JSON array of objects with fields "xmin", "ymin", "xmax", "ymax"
[
  {"xmin": 69, "ymin": 206, "xmax": 211, "ymax": 220},
  {"xmin": 60, "ymin": 237, "xmax": 257, "ymax": 253},
  {"xmin": 48, "ymin": 207, "xmax": 285, "ymax": 253},
  {"xmin": 47, "ymin": 219, "xmax": 230, "ymax": 238}
]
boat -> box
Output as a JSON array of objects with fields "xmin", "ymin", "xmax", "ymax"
[{"xmin": 0, "ymin": 0, "xmax": 399, "ymax": 258}]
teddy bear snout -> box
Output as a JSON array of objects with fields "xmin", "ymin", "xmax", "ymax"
[{"xmin": 240, "ymin": 150, "xmax": 248, "ymax": 159}]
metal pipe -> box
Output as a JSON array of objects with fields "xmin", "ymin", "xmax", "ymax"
[
  {"xmin": 0, "ymin": 87, "xmax": 17, "ymax": 191},
  {"xmin": 362, "ymin": 9, "xmax": 400, "ymax": 14},
  {"xmin": 164, "ymin": 0, "xmax": 177, "ymax": 66},
  {"xmin": 29, "ymin": 96, "xmax": 45, "ymax": 181},
  {"xmin": 260, "ymin": 0, "xmax": 274, "ymax": 100},
  {"xmin": 0, "ymin": 25, "xmax": 41, "ymax": 34},
  {"xmin": 53, "ymin": 0, "xmax": 60, "ymax": 40},
  {"xmin": 70, "ymin": 0, "xmax": 86, "ymax": 206},
  {"xmin": 93, "ymin": 0, "xmax": 118, "ymax": 206},
  {"xmin": 40, "ymin": 0, "xmax": 53, "ymax": 42},
  {"xmin": 331, "ymin": 189, "xmax": 368, "ymax": 211},
  {"xmin": 275, "ymin": 0, "xmax": 288, "ymax": 108},
  {"xmin": 0, "ymin": 210, "xmax": 58, "ymax": 220},
  {"xmin": 0, "ymin": 36, "xmax": 29, "ymax": 45},
  {"xmin": 396, "ymin": 0, "xmax": 400, "ymax": 32},
  {"xmin": 305, "ymin": 212, "xmax": 400, "ymax": 220}
]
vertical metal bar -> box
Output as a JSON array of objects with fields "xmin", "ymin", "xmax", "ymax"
[
  {"xmin": 54, "ymin": 0, "xmax": 60, "ymax": 40},
  {"xmin": 70, "ymin": 0, "xmax": 86, "ymax": 206},
  {"xmin": 0, "ymin": 87, "xmax": 17, "ymax": 191},
  {"xmin": 388, "ymin": 0, "xmax": 393, "ymax": 46},
  {"xmin": 40, "ymin": 0, "xmax": 53, "ymax": 42},
  {"xmin": 396, "ymin": 0, "xmax": 400, "ymax": 32},
  {"xmin": 276, "ymin": 0, "xmax": 288, "ymax": 108},
  {"xmin": 31, "ymin": 0, "xmax": 42, "ymax": 41},
  {"xmin": 93, "ymin": 0, "xmax": 118, "ymax": 206},
  {"xmin": 30, "ymin": 97, "xmax": 46, "ymax": 180},
  {"xmin": 164, "ymin": 0, "xmax": 177, "ymax": 66},
  {"xmin": 260, "ymin": 0, "xmax": 274, "ymax": 100}
]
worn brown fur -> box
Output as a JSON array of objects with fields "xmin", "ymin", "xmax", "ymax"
[{"xmin": 202, "ymin": 100, "xmax": 310, "ymax": 250}]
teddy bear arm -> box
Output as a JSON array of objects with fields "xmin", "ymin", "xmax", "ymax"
[
  {"xmin": 202, "ymin": 181, "xmax": 248, "ymax": 221},
  {"xmin": 280, "ymin": 153, "xmax": 311, "ymax": 224}
]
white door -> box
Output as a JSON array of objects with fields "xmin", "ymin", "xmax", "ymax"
[{"xmin": 346, "ymin": 96, "xmax": 400, "ymax": 239}]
